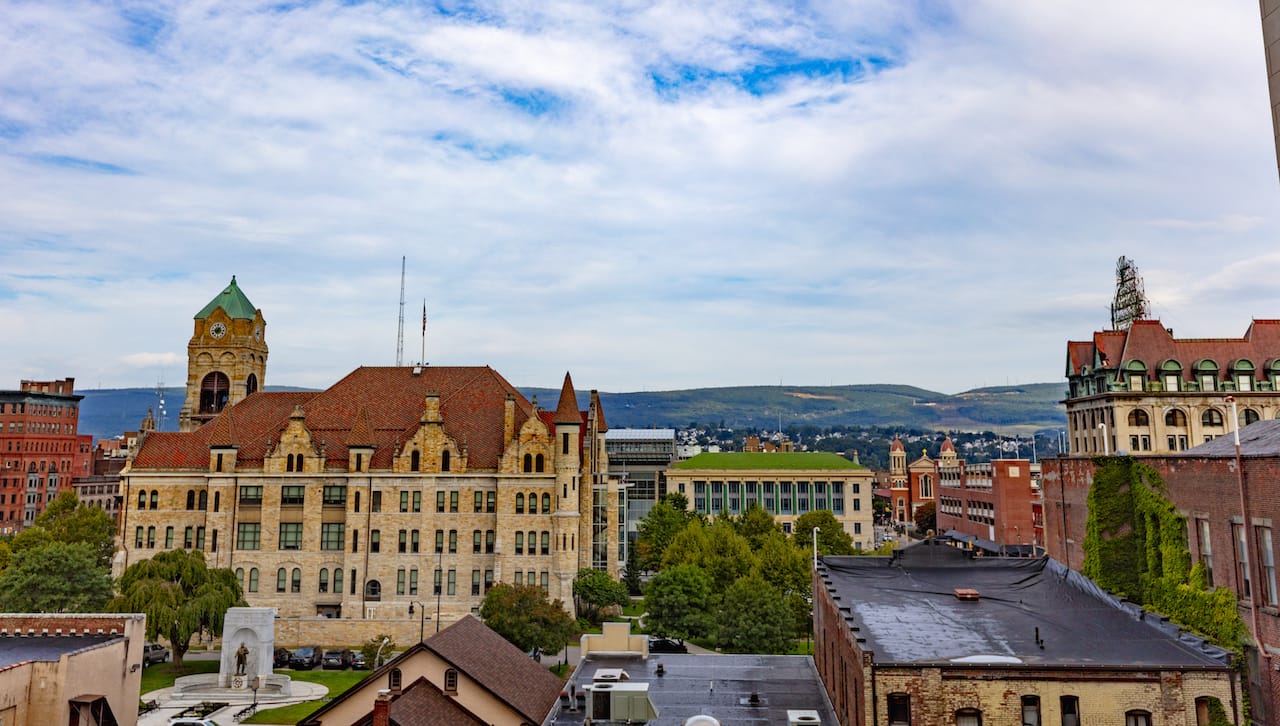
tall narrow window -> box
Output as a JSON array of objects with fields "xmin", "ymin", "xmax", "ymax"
[
  {"xmin": 1258, "ymin": 526, "xmax": 1277, "ymax": 606},
  {"xmin": 523, "ymin": 454, "xmax": 532, "ymax": 472},
  {"xmin": 1020, "ymin": 696, "xmax": 1040, "ymax": 726},
  {"xmin": 198, "ymin": 490, "xmax": 208, "ymax": 510},
  {"xmin": 319, "ymin": 568, "xmax": 329, "ymax": 593},
  {"xmin": 249, "ymin": 568, "xmax": 259, "ymax": 593},
  {"xmin": 516, "ymin": 493, "xmax": 525, "ymax": 514},
  {"xmin": 887, "ymin": 694, "xmax": 910, "ymax": 726},
  {"xmin": 411, "ymin": 450, "xmax": 420, "ymax": 471},
  {"xmin": 1235, "ymin": 523, "xmax": 1252, "ymax": 600},
  {"xmin": 1198, "ymin": 519, "xmax": 1214, "ymax": 586},
  {"xmin": 138, "ymin": 491, "xmax": 147, "ymax": 510},
  {"xmin": 562, "ymin": 432, "xmax": 569, "ymax": 455},
  {"xmin": 442, "ymin": 450, "xmax": 450, "ymax": 471},
  {"xmin": 333, "ymin": 568, "xmax": 342, "ymax": 595},
  {"xmin": 150, "ymin": 490, "xmax": 158, "ymax": 508},
  {"xmin": 276, "ymin": 568, "xmax": 287, "ymax": 593},
  {"xmin": 1060, "ymin": 696, "xmax": 1079, "ymax": 726},
  {"xmin": 542, "ymin": 493, "xmax": 551, "ymax": 512},
  {"xmin": 535, "ymin": 454, "xmax": 545, "ymax": 472}
]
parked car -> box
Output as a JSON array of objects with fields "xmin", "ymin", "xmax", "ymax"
[
  {"xmin": 273, "ymin": 647, "xmax": 292, "ymax": 668},
  {"xmin": 142, "ymin": 642, "xmax": 170, "ymax": 666},
  {"xmin": 322, "ymin": 649, "xmax": 353, "ymax": 669},
  {"xmin": 647, "ymin": 637, "xmax": 688, "ymax": 654},
  {"xmin": 170, "ymin": 720, "xmax": 216, "ymax": 726},
  {"xmin": 351, "ymin": 651, "xmax": 369, "ymax": 669},
  {"xmin": 289, "ymin": 646, "xmax": 324, "ymax": 670}
]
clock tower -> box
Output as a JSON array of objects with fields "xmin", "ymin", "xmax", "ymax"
[{"xmin": 178, "ymin": 276, "xmax": 268, "ymax": 432}]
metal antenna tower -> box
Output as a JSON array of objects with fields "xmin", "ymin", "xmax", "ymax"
[
  {"xmin": 396, "ymin": 256, "xmax": 406, "ymax": 366},
  {"xmin": 155, "ymin": 377, "xmax": 167, "ymax": 432},
  {"xmin": 1109, "ymin": 256, "xmax": 1150, "ymax": 330}
]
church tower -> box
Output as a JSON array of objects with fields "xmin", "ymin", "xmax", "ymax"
[{"xmin": 179, "ymin": 277, "xmax": 268, "ymax": 432}]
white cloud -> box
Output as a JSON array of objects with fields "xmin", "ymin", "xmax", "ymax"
[{"xmin": 0, "ymin": 0, "xmax": 1277, "ymax": 403}]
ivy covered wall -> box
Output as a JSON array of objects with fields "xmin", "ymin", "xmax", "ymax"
[{"xmin": 1081, "ymin": 456, "xmax": 1247, "ymax": 650}]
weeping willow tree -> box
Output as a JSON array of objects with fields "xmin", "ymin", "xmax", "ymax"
[{"xmin": 110, "ymin": 549, "xmax": 245, "ymax": 667}]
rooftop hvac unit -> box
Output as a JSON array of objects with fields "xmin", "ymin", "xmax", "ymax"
[
  {"xmin": 788, "ymin": 710, "xmax": 822, "ymax": 725},
  {"xmin": 586, "ymin": 682, "xmax": 658, "ymax": 722}
]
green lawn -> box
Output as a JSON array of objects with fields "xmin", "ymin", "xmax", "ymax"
[
  {"xmin": 621, "ymin": 600, "xmax": 645, "ymax": 617},
  {"xmin": 240, "ymin": 669, "xmax": 369, "ymax": 724},
  {"xmin": 140, "ymin": 660, "xmax": 219, "ymax": 696}
]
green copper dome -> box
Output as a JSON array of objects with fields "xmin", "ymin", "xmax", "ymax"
[{"xmin": 195, "ymin": 276, "xmax": 258, "ymax": 320}]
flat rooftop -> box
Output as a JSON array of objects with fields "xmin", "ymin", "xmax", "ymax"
[
  {"xmin": 820, "ymin": 542, "xmax": 1231, "ymax": 669},
  {"xmin": 0, "ymin": 634, "xmax": 121, "ymax": 669},
  {"xmin": 552, "ymin": 654, "xmax": 837, "ymax": 725},
  {"xmin": 673, "ymin": 452, "xmax": 862, "ymax": 470}
]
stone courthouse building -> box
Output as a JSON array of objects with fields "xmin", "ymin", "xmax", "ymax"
[{"xmin": 117, "ymin": 279, "xmax": 618, "ymax": 642}]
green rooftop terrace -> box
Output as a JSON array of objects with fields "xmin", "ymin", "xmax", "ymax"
[{"xmin": 673, "ymin": 451, "xmax": 862, "ymax": 470}]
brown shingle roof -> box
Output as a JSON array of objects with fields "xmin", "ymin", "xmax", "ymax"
[
  {"xmin": 131, "ymin": 367, "xmax": 540, "ymax": 472},
  {"xmin": 1069, "ymin": 319, "xmax": 1280, "ymax": 382},
  {"xmin": 387, "ymin": 677, "xmax": 486, "ymax": 726},
  {"xmin": 426, "ymin": 615, "xmax": 563, "ymax": 724}
]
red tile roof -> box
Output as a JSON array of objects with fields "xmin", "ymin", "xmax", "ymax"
[
  {"xmin": 1067, "ymin": 320, "xmax": 1280, "ymax": 380},
  {"xmin": 131, "ymin": 367, "xmax": 542, "ymax": 471}
]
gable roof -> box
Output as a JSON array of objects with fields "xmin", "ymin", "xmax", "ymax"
[
  {"xmin": 352, "ymin": 677, "xmax": 487, "ymax": 726},
  {"xmin": 195, "ymin": 276, "xmax": 259, "ymax": 320},
  {"xmin": 131, "ymin": 367, "xmax": 541, "ymax": 471},
  {"xmin": 425, "ymin": 615, "xmax": 564, "ymax": 724}
]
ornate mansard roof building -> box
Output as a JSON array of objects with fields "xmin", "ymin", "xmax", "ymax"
[{"xmin": 117, "ymin": 280, "xmax": 617, "ymax": 631}]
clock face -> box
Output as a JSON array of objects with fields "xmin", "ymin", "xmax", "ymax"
[
  {"xmin": 254, "ymin": 325, "xmax": 262, "ymax": 341},
  {"xmin": 210, "ymin": 322, "xmax": 227, "ymax": 339}
]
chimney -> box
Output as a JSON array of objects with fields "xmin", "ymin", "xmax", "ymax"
[
  {"xmin": 953, "ymin": 588, "xmax": 980, "ymax": 601},
  {"xmin": 373, "ymin": 690, "xmax": 392, "ymax": 726}
]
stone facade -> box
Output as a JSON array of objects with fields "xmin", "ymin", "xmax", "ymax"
[
  {"xmin": 118, "ymin": 282, "xmax": 619, "ymax": 638},
  {"xmin": 664, "ymin": 451, "xmax": 875, "ymax": 549},
  {"xmin": 1064, "ymin": 320, "xmax": 1280, "ymax": 456},
  {"xmin": 179, "ymin": 276, "xmax": 268, "ymax": 432}
]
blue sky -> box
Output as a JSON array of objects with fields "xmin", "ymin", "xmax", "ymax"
[{"xmin": 1, "ymin": 0, "xmax": 1278, "ymax": 395}]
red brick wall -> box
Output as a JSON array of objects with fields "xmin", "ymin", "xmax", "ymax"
[{"xmin": 814, "ymin": 566, "xmax": 867, "ymax": 726}]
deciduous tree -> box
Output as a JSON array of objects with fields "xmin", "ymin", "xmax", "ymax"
[
  {"xmin": 109, "ymin": 549, "xmax": 245, "ymax": 667},
  {"xmin": 642, "ymin": 564, "xmax": 713, "ymax": 642},
  {"xmin": 635, "ymin": 495, "xmax": 696, "ymax": 573},
  {"xmin": 480, "ymin": 583, "xmax": 577, "ymax": 655},
  {"xmin": 662, "ymin": 519, "xmax": 755, "ymax": 591},
  {"xmin": 735, "ymin": 503, "xmax": 782, "ymax": 550},
  {"xmin": 913, "ymin": 501, "xmax": 936, "ymax": 534},
  {"xmin": 714, "ymin": 575, "xmax": 792, "ymax": 654},
  {"xmin": 0, "ymin": 541, "xmax": 111, "ymax": 612},
  {"xmin": 794, "ymin": 510, "xmax": 855, "ymax": 556},
  {"xmin": 573, "ymin": 568, "xmax": 630, "ymax": 624}
]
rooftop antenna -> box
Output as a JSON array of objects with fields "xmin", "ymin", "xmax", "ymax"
[
  {"xmin": 155, "ymin": 376, "xmax": 167, "ymax": 432},
  {"xmin": 396, "ymin": 256, "xmax": 406, "ymax": 366},
  {"xmin": 1109, "ymin": 256, "xmax": 1149, "ymax": 331},
  {"xmin": 420, "ymin": 299, "xmax": 427, "ymax": 366}
]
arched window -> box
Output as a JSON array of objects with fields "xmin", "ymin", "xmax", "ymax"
[
  {"xmin": 542, "ymin": 493, "xmax": 551, "ymax": 512},
  {"xmin": 1165, "ymin": 409, "xmax": 1187, "ymax": 427},
  {"xmin": 287, "ymin": 454, "xmax": 295, "ymax": 472},
  {"xmin": 248, "ymin": 568, "xmax": 259, "ymax": 593},
  {"xmin": 541, "ymin": 531, "xmax": 550, "ymax": 555},
  {"xmin": 1194, "ymin": 360, "xmax": 1219, "ymax": 392},
  {"xmin": 135, "ymin": 527, "xmax": 143, "ymax": 548},
  {"xmin": 442, "ymin": 450, "xmax": 451, "ymax": 471},
  {"xmin": 1160, "ymin": 360, "xmax": 1183, "ymax": 392},
  {"xmin": 1201, "ymin": 409, "xmax": 1224, "ymax": 427},
  {"xmin": 516, "ymin": 531, "xmax": 524, "ymax": 555},
  {"xmin": 411, "ymin": 450, "xmax": 421, "ymax": 472},
  {"xmin": 1060, "ymin": 696, "xmax": 1079, "ymax": 726},
  {"xmin": 955, "ymin": 708, "xmax": 982, "ymax": 726},
  {"xmin": 365, "ymin": 580, "xmax": 382, "ymax": 600},
  {"xmin": 523, "ymin": 454, "xmax": 532, "ymax": 472},
  {"xmin": 296, "ymin": 454, "xmax": 304, "ymax": 471},
  {"xmin": 444, "ymin": 668, "xmax": 458, "ymax": 693},
  {"xmin": 1124, "ymin": 360, "xmax": 1147, "ymax": 391},
  {"xmin": 198, "ymin": 490, "xmax": 208, "ymax": 510},
  {"xmin": 276, "ymin": 568, "xmax": 287, "ymax": 593},
  {"xmin": 1128, "ymin": 409, "xmax": 1150, "ymax": 427},
  {"xmin": 291, "ymin": 568, "xmax": 302, "ymax": 593},
  {"xmin": 199, "ymin": 371, "xmax": 231, "ymax": 414},
  {"xmin": 332, "ymin": 568, "xmax": 342, "ymax": 594},
  {"xmin": 529, "ymin": 492, "xmax": 539, "ymax": 514},
  {"xmin": 528, "ymin": 531, "xmax": 536, "ymax": 554},
  {"xmin": 516, "ymin": 493, "xmax": 524, "ymax": 514},
  {"xmin": 1125, "ymin": 710, "xmax": 1152, "ymax": 726},
  {"xmin": 389, "ymin": 668, "xmax": 402, "ymax": 690},
  {"xmin": 1233, "ymin": 359, "xmax": 1256, "ymax": 392},
  {"xmin": 319, "ymin": 568, "xmax": 329, "ymax": 593},
  {"xmin": 146, "ymin": 526, "xmax": 156, "ymax": 548},
  {"xmin": 236, "ymin": 567, "xmax": 245, "ymax": 588},
  {"xmin": 186, "ymin": 490, "xmax": 196, "ymax": 510},
  {"xmin": 1241, "ymin": 408, "xmax": 1260, "ymax": 427},
  {"xmin": 138, "ymin": 490, "xmax": 147, "ymax": 510},
  {"xmin": 919, "ymin": 474, "xmax": 932, "ymax": 500},
  {"xmin": 535, "ymin": 453, "xmax": 545, "ymax": 472},
  {"xmin": 246, "ymin": 373, "xmax": 259, "ymax": 396},
  {"xmin": 165, "ymin": 526, "xmax": 174, "ymax": 548},
  {"xmin": 150, "ymin": 490, "xmax": 158, "ymax": 508}
]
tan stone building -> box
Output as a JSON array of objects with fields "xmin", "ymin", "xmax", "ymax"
[
  {"xmin": 815, "ymin": 543, "xmax": 1242, "ymax": 726},
  {"xmin": 1064, "ymin": 319, "xmax": 1280, "ymax": 456},
  {"xmin": 663, "ymin": 451, "xmax": 874, "ymax": 549},
  {"xmin": 301, "ymin": 615, "xmax": 563, "ymax": 726},
  {"xmin": 179, "ymin": 276, "xmax": 268, "ymax": 432},
  {"xmin": 0, "ymin": 613, "xmax": 146, "ymax": 726},
  {"xmin": 117, "ymin": 280, "xmax": 619, "ymax": 642}
]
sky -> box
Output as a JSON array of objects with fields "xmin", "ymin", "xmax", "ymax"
[{"xmin": 1, "ymin": 1, "xmax": 1278, "ymax": 395}]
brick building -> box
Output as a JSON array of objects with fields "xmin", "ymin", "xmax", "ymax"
[
  {"xmin": 1064, "ymin": 319, "xmax": 1280, "ymax": 456},
  {"xmin": 886, "ymin": 435, "xmax": 949, "ymax": 529},
  {"xmin": 1043, "ymin": 422, "xmax": 1280, "ymax": 723},
  {"xmin": 663, "ymin": 451, "xmax": 875, "ymax": 549},
  {"xmin": 814, "ymin": 542, "xmax": 1241, "ymax": 726},
  {"xmin": 935, "ymin": 458, "xmax": 1039, "ymax": 554},
  {"xmin": 0, "ymin": 378, "xmax": 92, "ymax": 532},
  {"xmin": 118, "ymin": 279, "xmax": 618, "ymax": 643}
]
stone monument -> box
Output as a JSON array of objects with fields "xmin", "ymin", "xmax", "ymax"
[{"xmin": 219, "ymin": 607, "xmax": 276, "ymax": 689}]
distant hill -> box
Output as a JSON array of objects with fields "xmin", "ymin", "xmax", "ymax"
[{"xmin": 76, "ymin": 381, "xmax": 1065, "ymax": 444}]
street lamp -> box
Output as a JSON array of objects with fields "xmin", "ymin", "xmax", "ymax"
[
  {"xmin": 374, "ymin": 636, "xmax": 390, "ymax": 668},
  {"xmin": 812, "ymin": 526, "xmax": 821, "ymax": 569},
  {"xmin": 408, "ymin": 602, "xmax": 431, "ymax": 643},
  {"xmin": 250, "ymin": 676, "xmax": 260, "ymax": 711}
]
